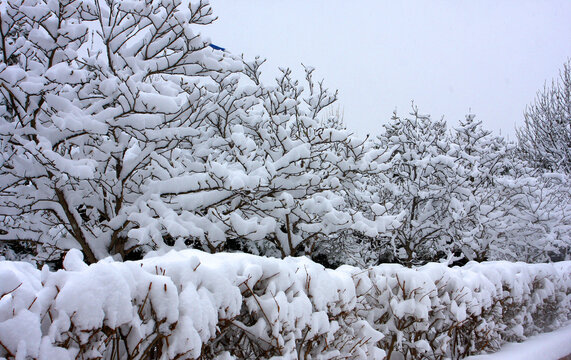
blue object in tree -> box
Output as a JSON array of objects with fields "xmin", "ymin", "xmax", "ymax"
[{"xmin": 209, "ymin": 43, "xmax": 225, "ymax": 51}]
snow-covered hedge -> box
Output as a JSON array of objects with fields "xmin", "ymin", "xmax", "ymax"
[{"xmin": 0, "ymin": 250, "xmax": 569, "ymax": 359}]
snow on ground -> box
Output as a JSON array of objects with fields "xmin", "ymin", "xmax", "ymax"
[{"xmin": 466, "ymin": 322, "xmax": 571, "ymax": 360}]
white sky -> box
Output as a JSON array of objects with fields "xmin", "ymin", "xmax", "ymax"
[{"xmin": 204, "ymin": 0, "xmax": 571, "ymax": 139}]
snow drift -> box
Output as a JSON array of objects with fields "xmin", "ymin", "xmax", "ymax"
[{"xmin": 0, "ymin": 250, "xmax": 569, "ymax": 359}]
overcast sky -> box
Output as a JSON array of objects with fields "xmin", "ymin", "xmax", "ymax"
[{"xmin": 204, "ymin": 1, "xmax": 571, "ymax": 139}]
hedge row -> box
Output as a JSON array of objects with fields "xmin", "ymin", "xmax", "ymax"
[{"xmin": 0, "ymin": 249, "xmax": 569, "ymax": 359}]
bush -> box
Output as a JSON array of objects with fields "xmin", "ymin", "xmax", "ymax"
[{"xmin": 0, "ymin": 250, "xmax": 569, "ymax": 359}]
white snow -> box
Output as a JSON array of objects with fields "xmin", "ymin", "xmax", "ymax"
[{"xmin": 466, "ymin": 322, "xmax": 571, "ymax": 360}]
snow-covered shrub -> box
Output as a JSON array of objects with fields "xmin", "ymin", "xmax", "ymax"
[
  {"xmin": 196, "ymin": 254, "xmax": 384, "ymax": 359},
  {"xmin": 1, "ymin": 250, "xmax": 569, "ymax": 359},
  {"xmin": 0, "ymin": 250, "xmax": 386, "ymax": 359},
  {"xmin": 0, "ymin": 249, "xmax": 243, "ymax": 359},
  {"xmin": 344, "ymin": 260, "xmax": 570, "ymax": 360}
]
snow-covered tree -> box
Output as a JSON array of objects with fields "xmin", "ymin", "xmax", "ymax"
[
  {"xmin": 2, "ymin": 0, "xmax": 565, "ymax": 267},
  {"xmin": 0, "ymin": 0, "xmax": 235, "ymax": 264},
  {"xmin": 370, "ymin": 107, "xmax": 457, "ymax": 266},
  {"xmin": 0, "ymin": 0, "xmax": 395, "ymax": 265},
  {"xmin": 137, "ymin": 62, "xmax": 397, "ymax": 260},
  {"xmin": 368, "ymin": 110, "xmax": 569, "ymax": 265},
  {"xmin": 517, "ymin": 59, "xmax": 571, "ymax": 174},
  {"xmin": 448, "ymin": 115, "xmax": 570, "ymax": 263},
  {"xmin": 513, "ymin": 59, "xmax": 571, "ymax": 260},
  {"xmin": 502, "ymin": 165, "xmax": 571, "ymax": 262},
  {"xmin": 447, "ymin": 115, "xmax": 517, "ymax": 261}
]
